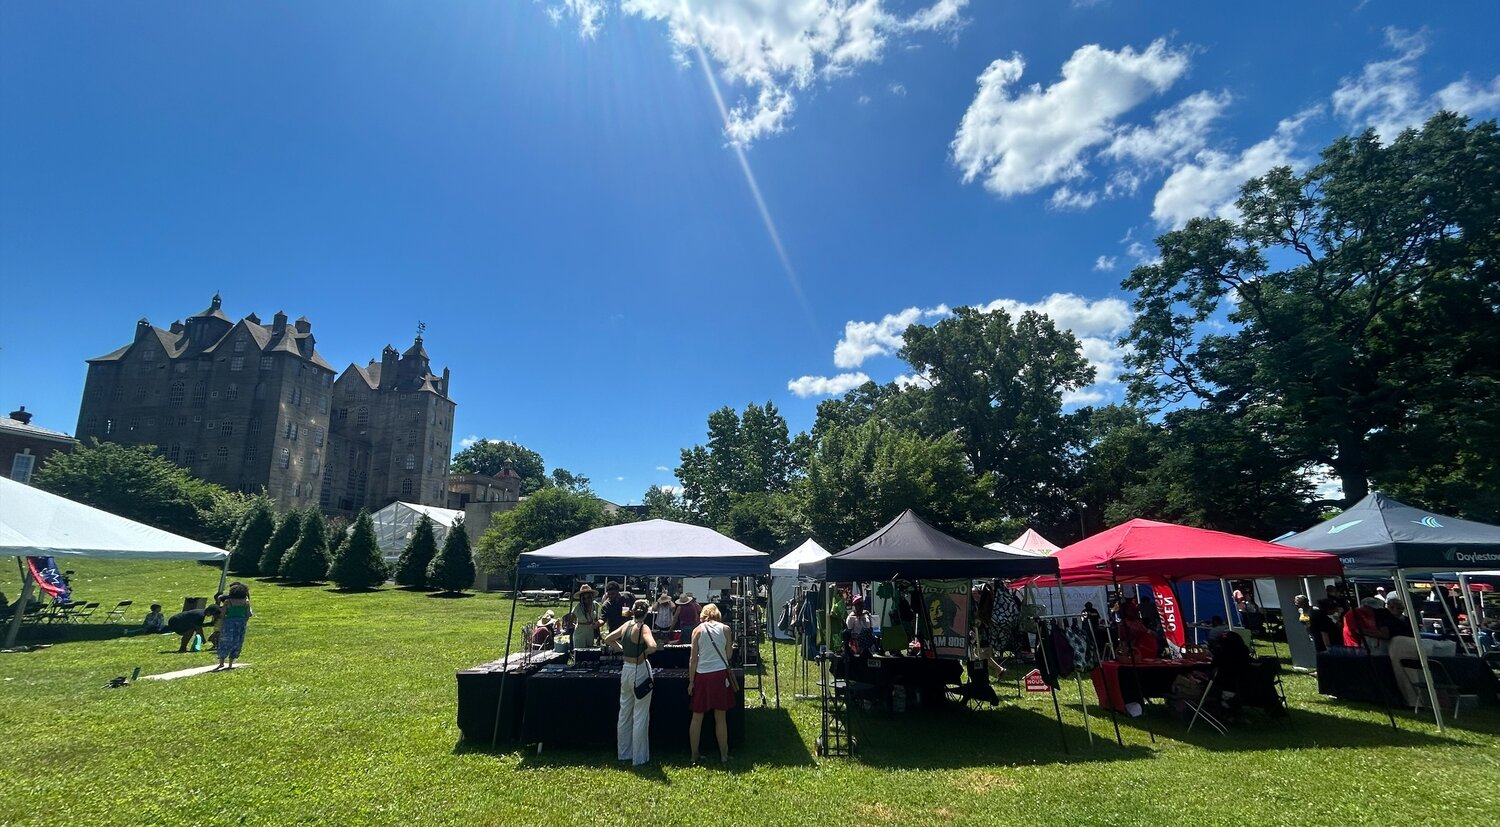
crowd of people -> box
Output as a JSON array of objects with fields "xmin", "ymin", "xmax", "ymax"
[{"xmin": 154, "ymin": 583, "xmax": 255, "ymax": 670}]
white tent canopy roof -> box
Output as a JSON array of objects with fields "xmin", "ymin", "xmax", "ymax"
[
  {"xmin": 369, "ymin": 501, "xmax": 465, "ymax": 560},
  {"xmin": 519, "ymin": 519, "xmax": 769, "ymax": 577},
  {"xmin": 0, "ymin": 477, "xmax": 227, "ymax": 560},
  {"xmin": 769, "ymin": 538, "xmax": 831, "ymax": 574},
  {"xmin": 985, "ymin": 528, "xmax": 1061, "ymax": 558}
]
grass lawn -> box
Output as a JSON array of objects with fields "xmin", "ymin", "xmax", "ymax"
[{"xmin": 3, "ymin": 560, "xmax": 1498, "ymax": 826}]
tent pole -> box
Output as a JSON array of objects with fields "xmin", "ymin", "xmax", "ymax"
[
  {"xmin": 3, "ymin": 559, "xmax": 35, "ymax": 650},
  {"xmin": 1430, "ymin": 576, "xmax": 1472, "ymax": 655},
  {"xmin": 1052, "ymin": 583, "xmax": 1093, "ymax": 746},
  {"xmin": 1251, "ymin": 580, "xmax": 1278, "ymax": 661},
  {"xmin": 1220, "ymin": 579, "xmax": 1235, "ymax": 629},
  {"xmin": 1394, "ymin": 568, "xmax": 1444, "ymax": 732},
  {"xmin": 1113, "ymin": 573, "xmax": 1154, "ymax": 744},
  {"xmin": 771, "ymin": 590, "xmax": 781, "ymax": 710},
  {"xmin": 1457, "ymin": 574, "xmax": 1484, "ymax": 652},
  {"xmin": 217, "ymin": 553, "xmax": 231, "ymax": 596},
  {"xmin": 491, "ymin": 565, "xmax": 522, "ymax": 749}
]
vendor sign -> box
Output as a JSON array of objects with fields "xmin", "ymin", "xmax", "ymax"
[{"xmin": 924, "ymin": 579, "xmax": 971, "ymax": 658}]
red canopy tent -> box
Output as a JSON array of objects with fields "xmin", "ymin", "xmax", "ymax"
[{"xmin": 1048, "ymin": 519, "xmax": 1344, "ymax": 585}]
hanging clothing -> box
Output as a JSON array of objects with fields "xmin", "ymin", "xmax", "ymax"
[{"xmin": 798, "ymin": 593, "xmax": 821, "ymax": 660}]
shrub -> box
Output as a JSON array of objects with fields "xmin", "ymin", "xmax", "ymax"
[{"xmin": 328, "ymin": 510, "xmax": 388, "ymax": 590}]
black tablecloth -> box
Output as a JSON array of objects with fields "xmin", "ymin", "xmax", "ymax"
[
  {"xmin": 841, "ymin": 654, "xmax": 963, "ymax": 688},
  {"xmin": 456, "ymin": 651, "xmax": 567, "ymax": 744},
  {"xmin": 518, "ymin": 665, "xmax": 745, "ymax": 750},
  {"xmin": 1316, "ymin": 650, "xmax": 1500, "ymax": 705}
]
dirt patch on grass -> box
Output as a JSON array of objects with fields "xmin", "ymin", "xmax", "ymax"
[
  {"xmin": 951, "ymin": 770, "xmax": 1018, "ymax": 794},
  {"xmin": 855, "ymin": 801, "xmax": 897, "ymax": 820}
]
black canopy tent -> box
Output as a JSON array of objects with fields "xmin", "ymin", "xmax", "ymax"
[
  {"xmin": 1282, "ymin": 491, "xmax": 1500, "ymax": 730},
  {"xmin": 799, "ymin": 510, "xmax": 1061, "ymax": 581}
]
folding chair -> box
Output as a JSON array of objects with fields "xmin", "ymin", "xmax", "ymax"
[
  {"xmin": 104, "ymin": 600, "xmax": 133, "ymax": 623},
  {"xmin": 1400, "ymin": 658, "xmax": 1465, "ymax": 719},
  {"xmin": 52, "ymin": 602, "xmax": 85, "ymax": 624},
  {"xmin": 1173, "ymin": 668, "xmax": 1227, "ymax": 734},
  {"xmin": 67, "ymin": 602, "xmax": 101, "ymax": 623}
]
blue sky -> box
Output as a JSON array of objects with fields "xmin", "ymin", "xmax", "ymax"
[{"xmin": 3, "ymin": 1, "xmax": 1498, "ymax": 506}]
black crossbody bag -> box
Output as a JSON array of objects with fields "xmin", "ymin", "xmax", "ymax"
[{"xmin": 632, "ymin": 622, "xmax": 654, "ymax": 699}]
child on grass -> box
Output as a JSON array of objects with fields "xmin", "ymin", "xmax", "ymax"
[{"xmin": 142, "ymin": 603, "xmax": 166, "ymax": 633}]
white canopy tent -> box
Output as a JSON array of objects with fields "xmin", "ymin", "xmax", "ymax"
[
  {"xmin": 1, "ymin": 477, "xmax": 228, "ymax": 648},
  {"xmin": 987, "ymin": 529, "xmax": 1108, "ymax": 617},
  {"xmin": 768, "ymin": 539, "xmax": 830, "ymax": 641},
  {"xmin": 369, "ymin": 501, "xmax": 464, "ymax": 561}
]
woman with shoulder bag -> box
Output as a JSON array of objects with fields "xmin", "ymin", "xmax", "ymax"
[
  {"xmin": 687, "ymin": 603, "xmax": 737, "ymax": 763},
  {"xmin": 603, "ymin": 598, "xmax": 658, "ymax": 765}
]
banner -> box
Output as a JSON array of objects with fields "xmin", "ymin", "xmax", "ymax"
[
  {"xmin": 27, "ymin": 556, "xmax": 71, "ymax": 603},
  {"xmin": 1151, "ymin": 578, "xmax": 1184, "ymax": 647},
  {"xmin": 924, "ymin": 580, "xmax": 971, "ymax": 659}
]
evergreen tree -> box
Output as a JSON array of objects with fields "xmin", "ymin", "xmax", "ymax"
[
  {"xmin": 427, "ymin": 518, "xmax": 476, "ymax": 593},
  {"xmin": 259, "ymin": 510, "xmax": 302, "ymax": 578},
  {"xmin": 228, "ymin": 498, "xmax": 275, "ymax": 575},
  {"xmin": 393, "ymin": 514, "xmax": 438, "ymax": 588},
  {"xmin": 281, "ymin": 510, "xmax": 331, "ymax": 583},
  {"xmin": 328, "ymin": 510, "xmax": 388, "ymax": 590}
]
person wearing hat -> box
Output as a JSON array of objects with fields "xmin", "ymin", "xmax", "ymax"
[
  {"xmin": 573, "ymin": 585, "xmax": 602, "ymax": 649},
  {"xmin": 651, "ymin": 592, "xmax": 678, "ymax": 638},
  {"xmin": 846, "ymin": 596, "xmax": 875, "ymax": 655},
  {"xmin": 675, "ymin": 592, "xmax": 701, "ymax": 637},
  {"xmin": 530, "ymin": 610, "xmax": 558, "ymax": 649}
]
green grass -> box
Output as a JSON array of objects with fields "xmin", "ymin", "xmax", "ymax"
[{"xmin": 3, "ymin": 560, "xmax": 1498, "ymax": 826}]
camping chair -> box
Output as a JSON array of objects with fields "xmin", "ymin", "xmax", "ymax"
[
  {"xmin": 104, "ymin": 600, "xmax": 133, "ymax": 623},
  {"xmin": 1399, "ymin": 658, "xmax": 1465, "ymax": 719}
]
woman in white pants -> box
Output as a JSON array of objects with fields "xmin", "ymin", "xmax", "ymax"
[{"xmin": 604, "ymin": 598, "xmax": 658, "ymax": 765}]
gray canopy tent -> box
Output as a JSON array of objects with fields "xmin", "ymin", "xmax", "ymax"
[
  {"xmin": 494, "ymin": 519, "xmax": 774, "ymax": 746},
  {"xmin": 1, "ymin": 477, "xmax": 229, "ymax": 648},
  {"xmin": 1281, "ymin": 491, "xmax": 1500, "ymax": 730}
]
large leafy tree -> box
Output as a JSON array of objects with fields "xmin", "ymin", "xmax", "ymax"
[
  {"xmin": 677, "ymin": 401, "xmax": 797, "ymax": 527},
  {"xmin": 32, "ymin": 439, "xmax": 249, "ymax": 544},
  {"xmin": 281, "ymin": 510, "xmax": 331, "ymax": 584},
  {"xmin": 475, "ymin": 487, "xmax": 612, "ymax": 575},
  {"xmin": 1122, "ymin": 113, "xmax": 1500, "ymax": 515},
  {"xmin": 799, "ymin": 417, "xmax": 1006, "ymax": 550},
  {"xmin": 328, "ymin": 510, "xmax": 387, "ymax": 590},
  {"xmin": 393, "ymin": 514, "xmax": 439, "ymax": 588},
  {"xmin": 228, "ymin": 497, "xmax": 276, "ymax": 575},
  {"xmin": 640, "ymin": 485, "xmax": 690, "ymax": 522},
  {"xmin": 899, "ymin": 306, "xmax": 1095, "ymax": 524},
  {"xmin": 450, "ymin": 439, "xmax": 548, "ymax": 495},
  {"xmin": 428, "ymin": 518, "xmax": 476, "ymax": 593},
  {"xmin": 719, "ymin": 492, "xmax": 806, "ymax": 553}
]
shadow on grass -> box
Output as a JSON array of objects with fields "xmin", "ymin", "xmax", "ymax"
[
  {"xmin": 454, "ymin": 707, "xmax": 817, "ymax": 772},
  {"xmin": 395, "ymin": 585, "xmax": 439, "ymax": 593},
  {"xmin": 1310, "ymin": 696, "xmax": 1500, "ymax": 739},
  {"xmin": 278, "ymin": 581, "xmax": 328, "ymax": 589},
  {"xmin": 848, "ymin": 704, "xmax": 1154, "ymax": 768},
  {"xmin": 7, "ymin": 623, "xmax": 136, "ymax": 647},
  {"xmin": 428, "ymin": 592, "xmax": 477, "ymax": 599},
  {"xmin": 324, "ymin": 587, "xmax": 387, "ymax": 594},
  {"xmin": 1078, "ymin": 700, "xmax": 1467, "ymax": 752}
]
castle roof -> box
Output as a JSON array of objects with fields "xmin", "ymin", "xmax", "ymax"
[
  {"xmin": 402, "ymin": 336, "xmax": 429, "ymax": 361},
  {"xmin": 88, "ymin": 297, "xmax": 334, "ymax": 372},
  {"xmin": 188, "ymin": 293, "xmax": 231, "ymax": 323}
]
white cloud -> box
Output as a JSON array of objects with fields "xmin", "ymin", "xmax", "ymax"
[
  {"xmin": 833, "ymin": 305, "xmax": 949, "ymax": 368},
  {"xmin": 810, "ymin": 293, "xmax": 1133, "ymax": 406},
  {"xmin": 1062, "ymin": 388, "xmax": 1108, "ymax": 406},
  {"xmin": 1150, "ymin": 110, "xmax": 1313, "ymax": 228},
  {"xmin": 616, "ymin": 475, "xmax": 625, "ymax": 481},
  {"xmin": 893, "ymin": 372, "xmax": 933, "ymax": 389},
  {"xmin": 889, "ymin": 82, "xmax": 907, "ymax": 96},
  {"xmin": 1049, "ymin": 186, "xmax": 1098, "ymax": 211},
  {"xmin": 951, "ymin": 39, "xmax": 1191, "ymax": 198},
  {"xmin": 857, "ymin": 94, "xmax": 872, "ymax": 105},
  {"xmin": 1093, "ymin": 255, "xmax": 1117, "ymax": 272},
  {"xmin": 1103, "ymin": 90, "xmax": 1230, "ymax": 167},
  {"xmin": 1333, "ymin": 28, "xmax": 1500, "ymax": 140},
  {"xmin": 657, "ymin": 484, "xmax": 685, "ymax": 497},
  {"xmin": 788, "ymin": 372, "xmax": 872, "ymax": 398},
  {"xmin": 459, "ymin": 435, "xmax": 483, "ymax": 449},
  {"xmin": 549, "ymin": 1, "xmax": 969, "ymax": 146},
  {"xmin": 655, "ymin": 465, "xmax": 671, "ymax": 472}
]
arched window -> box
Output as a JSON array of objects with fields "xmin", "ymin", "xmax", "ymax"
[
  {"xmin": 401, "ymin": 478, "xmax": 413, "ymax": 496},
  {"xmin": 356, "ymin": 406, "xmax": 369, "ymax": 427},
  {"xmin": 168, "ymin": 381, "xmax": 185, "ymax": 404}
]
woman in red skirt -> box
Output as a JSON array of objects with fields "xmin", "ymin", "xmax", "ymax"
[{"xmin": 687, "ymin": 602, "xmax": 737, "ymax": 763}]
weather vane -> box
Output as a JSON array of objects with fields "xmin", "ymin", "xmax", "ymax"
[{"xmin": 416, "ymin": 320, "xmax": 426, "ymax": 338}]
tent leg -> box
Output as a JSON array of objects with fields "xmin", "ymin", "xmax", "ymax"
[
  {"xmin": 1430, "ymin": 577, "xmax": 1472, "ymax": 655},
  {"xmin": 491, "ymin": 567, "xmax": 522, "ymax": 749},
  {"xmin": 1458, "ymin": 575, "xmax": 1484, "ymax": 653},
  {"xmin": 1052, "ymin": 583, "xmax": 1093, "ymax": 746},
  {"xmin": 1395, "ymin": 569, "xmax": 1444, "ymax": 733},
  {"xmin": 3, "ymin": 560, "xmax": 35, "ymax": 650},
  {"xmin": 771, "ymin": 598, "xmax": 781, "ymax": 710},
  {"xmin": 217, "ymin": 553, "xmax": 231, "ymax": 596},
  {"xmin": 1114, "ymin": 577, "xmax": 1154, "ymax": 744}
]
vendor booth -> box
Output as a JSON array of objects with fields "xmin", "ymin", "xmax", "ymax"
[
  {"xmin": 769, "ymin": 538, "xmax": 829, "ymax": 642},
  {"xmin": 1045, "ymin": 519, "xmax": 1343, "ymax": 731},
  {"xmin": 1281, "ymin": 492, "xmax": 1500, "ymax": 730},
  {"xmin": 799, "ymin": 510, "xmax": 1063, "ymax": 755},
  {"xmin": 2, "ymin": 477, "xmax": 230, "ymax": 649},
  {"xmin": 458, "ymin": 519, "xmax": 771, "ymax": 752}
]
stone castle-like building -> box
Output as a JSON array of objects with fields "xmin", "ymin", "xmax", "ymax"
[{"xmin": 77, "ymin": 296, "xmax": 455, "ymax": 514}]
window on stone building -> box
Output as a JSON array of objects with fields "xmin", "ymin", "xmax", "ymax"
[
  {"xmin": 285, "ymin": 422, "xmax": 298, "ymax": 441},
  {"xmin": 84, "ymin": 417, "xmax": 97, "ymax": 435},
  {"xmin": 146, "ymin": 417, "xmax": 155, "ymax": 427},
  {"xmin": 401, "ymin": 478, "xmax": 413, "ymax": 496},
  {"xmin": 217, "ymin": 446, "xmax": 229, "ymax": 458},
  {"xmin": 319, "ymin": 394, "xmax": 329, "ymax": 414},
  {"xmin": 176, "ymin": 415, "xmax": 188, "ymax": 428},
  {"xmin": 11, "ymin": 452, "xmax": 36, "ymax": 484},
  {"xmin": 248, "ymin": 416, "xmax": 260, "ymax": 433},
  {"xmin": 220, "ymin": 420, "xmax": 234, "ymax": 437},
  {"xmin": 279, "ymin": 448, "xmax": 290, "ymax": 469},
  {"xmin": 310, "ymin": 456, "xmax": 320, "ymax": 474},
  {"xmin": 260, "ymin": 356, "xmax": 273, "ymax": 370},
  {"xmin": 314, "ymin": 427, "xmax": 324, "ymax": 447},
  {"xmin": 128, "ymin": 418, "xmax": 139, "ymax": 432},
  {"xmin": 356, "ymin": 407, "xmax": 369, "ymax": 427},
  {"xmin": 205, "ymin": 420, "xmax": 216, "ymax": 433},
  {"xmin": 226, "ymin": 384, "xmax": 238, "ymax": 400},
  {"xmin": 230, "ymin": 357, "xmax": 244, "ymax": 371},
  {"xmin": 192, "ymin": 382, "xmax": 207, "ymax": 404},
  {"xmin": 141, "ymin": 347, "xmax": 156, "ymax": 363},
  {"xmin": 111, "ymin": 385, "xmax": 124, "ymax": 402},
  {"xmin": 337, "ymin": 408, "xmax": 348, "ymax": 421},
  {"xmin": 104, "ymin": 419, "xmax": 114, "ymax": 435},
  {"xmin": 426, "ymin": 456, "xmax": 433, "ymax": 473},
  {"xmin": 168, "ymin": 381, "xmax": 184, "ymax": 403},
  {"xmin": 184, "ymin": 447, "xmax": 196, "ymax": 464},
  {"xmin": 135, "ymin": 384, "xmax": 147, "ymax": 400},
  {"xmin": 168, "ymin": 444, "xmax": 180, "ymax": 462},
  {"xmin": 356, "ymin": 471, "xmax": 368, "ymax": 500},
  {"xmin": 405, "ymin": 454, "xmax": 415, "ymax": 470},
  {"xmin": 244, "ymin": 444, "xmax": 258, "ymax": 461},
  {"xmin": 234, "ymin": 338, "xmax": 247, "ymax": 353}
]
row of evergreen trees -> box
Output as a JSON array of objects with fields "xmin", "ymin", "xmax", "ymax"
[{"xmin": 226, "ymin": 501, "xmax": 475, "ymax": 592}]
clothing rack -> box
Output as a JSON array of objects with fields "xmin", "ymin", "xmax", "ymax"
[{"xmin": 1030, "ymin": 611, "xmax": 1119, "ymax": 747}]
